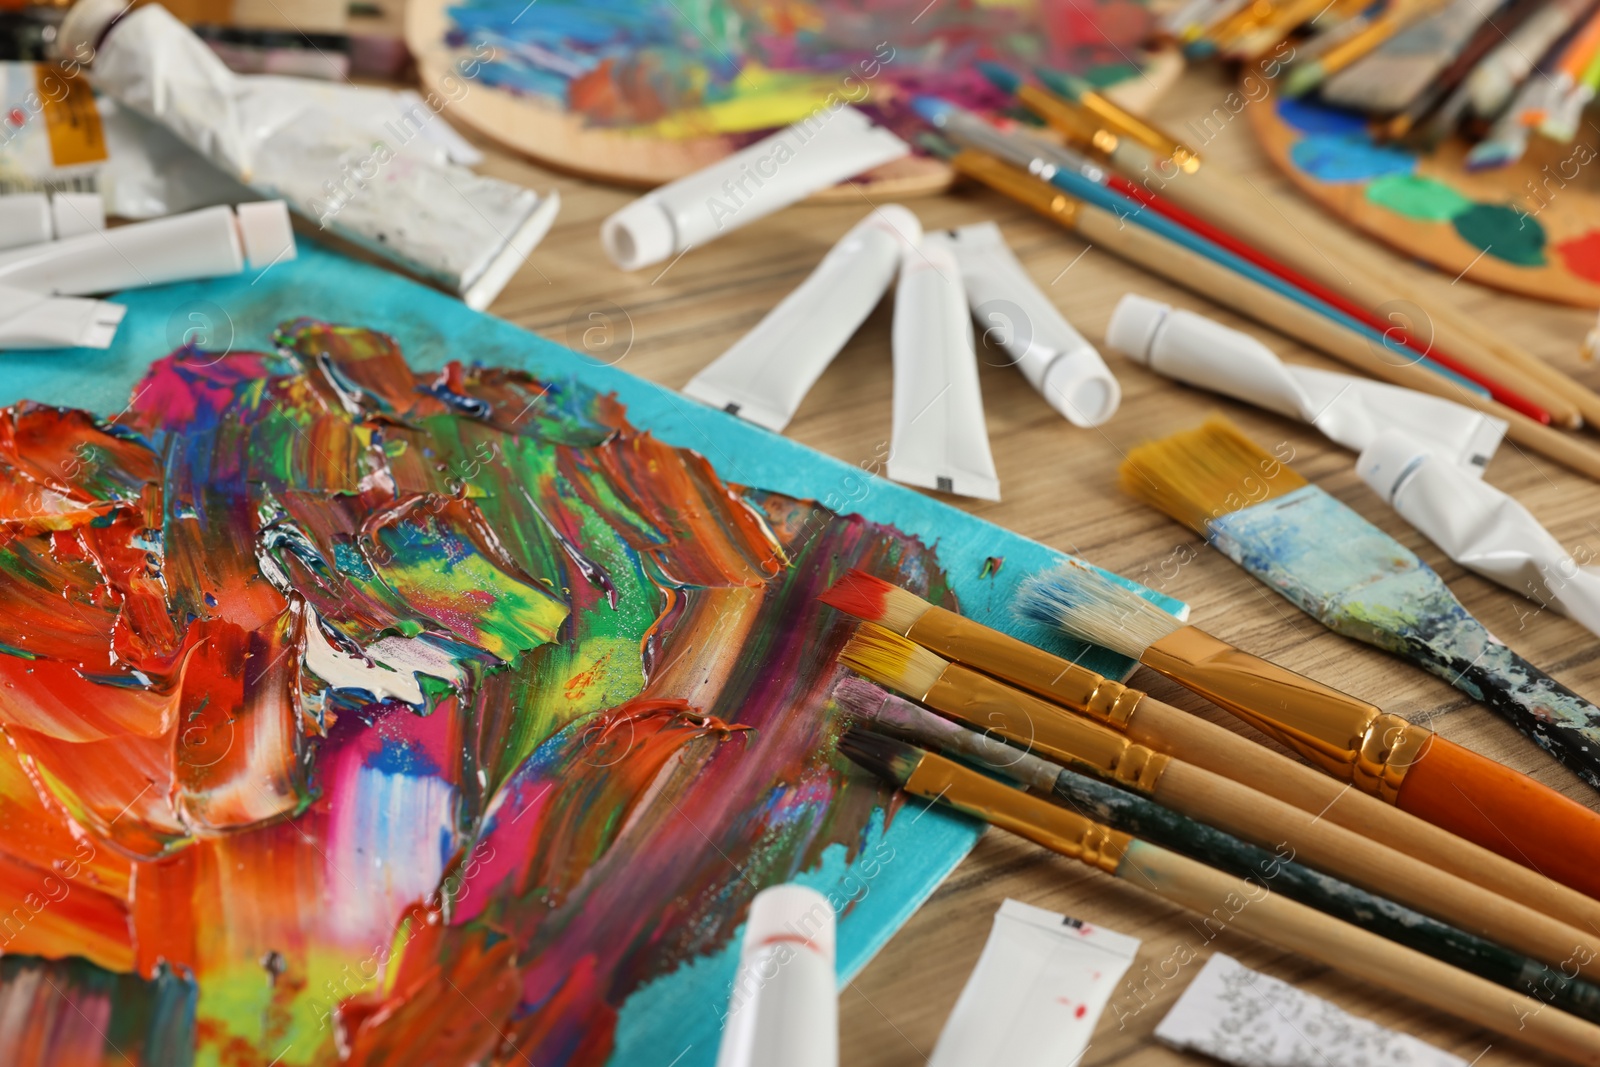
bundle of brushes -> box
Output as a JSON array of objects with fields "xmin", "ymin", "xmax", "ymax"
[
  {"xmin": 1119, "ymin": 416, "xmax": 1600, "ymax": 795},
  {"xmin": 829, "ymin": 685, "xmax": 1600, "ymax": 1060},
  {"xmin": 1166, "ymin": 0, "xmax": 1600, "ymax": 164}
]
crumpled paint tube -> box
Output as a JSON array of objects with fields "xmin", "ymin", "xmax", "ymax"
[
  {"xmin": 928, "ymin": 899, "xmax": 1137, "ymax": 1067},
  {"xmin": 1359, "ymin": 429, "xmax": 1600, "ymax": 637},
  {"xmin": 0, "ymin": 282, "xmax": 124, "ymax": 349},
  {"xmin": 58, "ymin": 0, "xmax": 558, "ymax": 310},
  {"xmin": 1106, "ymin": 294, "xmax": 1507, "ymax": 473},
  {"xmin": 1155, "ymin": 953, "xmax": 1465, "ymax": 1067},
  {"xmin": 683, "ymin": 205, "xmax": 921, "ymax": 431},
  {"xmin": 889, "ymin": 231, "xmax": 1001, "ymax": 501}
]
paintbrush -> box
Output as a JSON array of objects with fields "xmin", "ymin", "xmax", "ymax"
[
  {"xmin": 981, "ymin": 62, "xmax": 1596, "ymax": 432},
  {"xmin": 1320, "ymin": 0, "xmax": 1496, "ymax": 114},
  {"xmin": 1121, "ymin": 416, "xmax": 1600, "ymax": 792},
  {"xmin": 837, "ymin": 622, "xmax": 1600, "ymax": 978},
  {"xmin": 1015, "ymin": 559, "xmax": 1600, "ymax": 901},
  {"xmin": 920, "ymin": 136, "xmax": 1600, "ymax": 481},
  {"xmin": 837, "ymin": 678, "xmax": 1600, "ymax": 1026},
  {"xmin": 1386, "ymin": 0, "xmax": 1546, "ymax": 140},
  {"xmin": 1020, "ymin": 66, "xmax": 1202, "ymax": 174},
  {"xmin": 1284, "ymin": 0, "xmax": 1455, "ymax": 96},
  {"xmin": 820, "ymin": 570, "xmax": 1600, "ymax": 934},
  {"xmin": 836, "ymin": 727, "xmax": 1600, "ymax": 1064}
]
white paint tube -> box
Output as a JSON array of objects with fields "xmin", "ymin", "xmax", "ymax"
[
  {"xmin": 683, "ymin": 205, "xmax": 921, "ymax": 430},
  {"xmin": 715, "ymin": 884, "xmax": 837, "ymax": 1067},
  {"xmin": 1156, "ymin": 953, "xmax": 1465, "ymax": 1067},
  {"xmin": 1106, "ymin": 294, "xmax": 1506, "ymax": 473},
  {"xmin": 947, "ymin": 221, "xmax": 1121, "ymax": 428},
  {"xmin": 1358, "ymin": 430, "xmax": 1600, "ymax": 637},
  {"xmin": 57, "ymin": 0, "xmax": 558, "ymax": 310},
  {"xmin": 889, "ymin": 232, "xmax": 1001, "ymax": 501},
  {"xmin": 0, "ymin": 201, "xmax": 295, "ymax": 296},
  {"xmin": 929, "ymin": 899, "xmax": 1138, "ymax": 1067},
  {"xmin": 0, "ymin": 283, "xmax": 124, "ymax": 349},
  {"xmin": 0, "ymin": 192, "xmax": 103, "ymax": 251},
  {"xmin": 602, "ymin": 106, "xmax": 910, "ymax": 271}
]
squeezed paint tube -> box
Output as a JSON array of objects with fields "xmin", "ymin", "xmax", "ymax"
[
  {"xmin": 0, "ymin": 201, "xmax": 295, "ymax": 295},
  {"xmin": 1156, "ymin": 953, "xmax": 1465, "ymax": 1067},
  {"xmin": 946, "ymin": 221, "xmax": 1121, "ymax": 428},
  {"xmin": 929, "ymin": 899, "xmax": 1138, "ymax": 1067},
  {"xmin": 889, "ymin": 232, "xmax": 1001, "ymax": 501},
  {"xmin": 0, "ymin": 192, "xmax": 104, "ymax": 250},
  {"xmin": 1106, "ymin": 294, "xmax": 1506, "ymax": 473},
  {"xmin": 683, "ymin": 205, "xmax": 921, "ymax": 430},
  {"xmin": 1359, "ymin": 429, "xmax": 1600, "ymax": 637},
  {"xmin": 0, "ymin": 283, "xmax": 124, "ymax": 349},
  {"xmin": 715, "ymin": 884, "xmax": 837, "ymax": 1067},
  {"xmin": 602, "ymin": 106, "xmax": 910, "ymax": 271},
  {"xmin": 57, "ymin": 0, "xmax": 558, "ymax": 310}
]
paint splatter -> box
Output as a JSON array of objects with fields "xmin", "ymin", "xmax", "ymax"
[
  {"xmin": 980, "ymin": 556, "xmax": 1004, "ymax": 578},
  {"xmin": 1290, "ymin": 134, "xmax": 1415, "ymax": 184},
  {"xmin": 1364, "ymin": 174, "xmax": 1474, "ymax": 222},
  {"xmin": 445, "ymin": 0, "xmax": 1157, "ymax": 139},
  {"xmin": 1557, "ymin": 230, "xmax": 1600, "ymax": 284},
  {"xmin": 1452, "ymin": 202, "xmax": 1546, "ymax": 266},
  {"xmin": 0, "ymin": 321, "xmax": 956, "ymax": 1065},
  {"xmin": 1275, "ymin": 97, "xmax": 1369, "ymax": 136}
]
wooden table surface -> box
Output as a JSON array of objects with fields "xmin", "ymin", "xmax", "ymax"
[{"xmin": 453, "ymin": 61, "xmax": 1600, "ymax": 1067}]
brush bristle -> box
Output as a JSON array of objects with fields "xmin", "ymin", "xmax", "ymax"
[
  {"xmin": 819, "ymin": 570, "xmax": 930, "ymax": 633},
  {"xmin": 832, "ymin": 677, "xmax": 892, "ymax": 720},
  {"xmin": 838, "ymin": 623, "xmax": 946, "ymax": 696},
  {"xmin": 837, "ymin": 727, "xmax": 923, "ymax": 786},
  {"xmin": 1015, "ymin": 562, "xmax": 1182, "ymax": 658},
  {"xmin": 1120, "ymin": 417, "xmax": 1308, "ymax": 536}
]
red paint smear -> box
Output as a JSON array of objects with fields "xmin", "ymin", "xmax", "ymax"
[{"xmin": 1557, "ymin": 230, "xmax": 1600, "ymax": 285}]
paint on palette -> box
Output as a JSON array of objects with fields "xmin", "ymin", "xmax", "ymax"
[
  {"xmin": 0, "ymin": 320, "xmax": 957, "ymax": 1064},
  {"xmin": 1274, "ymin": 97, "xmax": 1554, "ymax": 270},
  {"xmin": 1557, "ymin": 230, "xmax": 1600, "ymax": 284},
  {"xmin": 444, "ymin": 0, "xmax": 1156, "ymax": 140}
]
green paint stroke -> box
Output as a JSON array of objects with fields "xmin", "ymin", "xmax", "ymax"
[
  {"xmin": 1452, "ymin": 202, "xmax": 1546, "ymax": 266},
  {"xmin": 1365, "ymin": 174, "xmax": 1473, "ymax": 222}
]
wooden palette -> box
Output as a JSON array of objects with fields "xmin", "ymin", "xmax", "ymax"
[
  {"xmin": 1249, "ymin": 82, "xmax": 1600, "ymax": 308},
  {"xmin": 408, "ymin": 0, "xmax": 1182, "ymax": 198}
]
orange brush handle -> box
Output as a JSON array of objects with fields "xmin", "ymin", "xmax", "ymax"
[{"xmin": 1397, "ymin": 735, "xmax": 1600, "ymax": 901}]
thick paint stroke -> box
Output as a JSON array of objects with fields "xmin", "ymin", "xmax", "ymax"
[{"xmin": 0, "ymin": 320, "xmax": 954, "ymax": 1065}]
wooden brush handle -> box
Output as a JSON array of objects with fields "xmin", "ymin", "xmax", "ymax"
[
  {"xmin": 1398, "ymin": 734, "xmax": 1600, "ymax": 901},
  {"xmin": 1074, "ymin": 204, "xmax": 1600, "ymax": 482},
  {"xmin": 1119, "ymin": 841, "xmax": 1600, "ymax": 1065},
  {"xmin": 1153, "ymin": 759, "xmax": 1600, "ymax": 980},
  {"xmin": 1128, "ymin": 696, "xmax": 1600, "ymax": 935}
]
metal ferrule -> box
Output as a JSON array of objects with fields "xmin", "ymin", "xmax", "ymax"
[
  {"xmin": 1142, "ymin": 627, "xmax": 1422, "ymax": 801},
  {"xmin": 923, "ymin": 664, "xmax": 1170, "ymax": 795},
  {"xmin": 1077, "ymin": 90, "xmax": 1201, "ymax": 173},
  {"xmin": 906, "ymin": 750, "xmax": 1131, "ymax": 874},
  {"xmin": 1017, "ymin": 84, "xmax": 1119, "ymax": 155},
  {"xmin": 908, "ymin": 607, "xmax": 1146, "ymax": 730},
  {"xmin": 949, "ymin": 152, "xmax": 1081, "ymax": 229}
]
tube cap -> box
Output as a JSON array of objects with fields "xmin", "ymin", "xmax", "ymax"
[
  {"xmin": 602, "ymin": 199, "xmax": 676, "ymax": 271},
  {"xmin": 1103, "ymin": 293, "xmax": 1172, "ymax": 365},
  {"xmin": 53, "ymin": 0, "xmax": 125, "ymax": 62},
  {"xmin": 1041, "ymin": 348, "xmax": 1122, "ymax": 427},
  {"xmin": 235, "ymin": 201, "xmax": 297, "ymax": 270},
  {"xmin": 1356, "ymin": 430, "xmax": 1433, "ymax": 503},
  {"xmin": 742, "ymin": 884, "xmax": 835, "ymax": 967}
]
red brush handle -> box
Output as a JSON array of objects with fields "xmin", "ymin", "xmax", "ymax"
[{"xmin": 1397, "ymin": 733, "xmax": 1600, "ymax": 900}]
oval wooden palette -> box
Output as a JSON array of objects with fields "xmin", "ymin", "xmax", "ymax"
[
  {"xmin": 1249, "ymin": 83, "xmax": 1600, "ymax": 308},
  {"xmin": 408, "ymin": 0, "xmax": 1182, "ymax": 200}
]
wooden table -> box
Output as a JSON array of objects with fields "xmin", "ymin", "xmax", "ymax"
[{"xmin": 456, "ymin": 63, "xmax": 1600, "ymax": 1067}]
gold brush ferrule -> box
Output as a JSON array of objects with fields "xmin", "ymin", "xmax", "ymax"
[
  {"xmin": 949, "ymin": 151, "xmax": 1082, "ymax": 228},
  {"xmin": 923, "ymin": 664, "xmax": 1170, "ymax": 795},
  {"xmin": 1015, "ymin": 84, "xmax": 1119, "ymax": 154},
  {"xmin": 1077, "ymin": 90, "xmax": 1201, "ymax": 174},
  {"xmin": 1142, "ymin": 627, "xmax": 1425, "ymax": 801},
  {"xmin": 907, "ymin": 607, "xmax": 1145, "ymax": 730},
  {"xmin": 906, "ymin": 750, "xmax": 1131, "ymax": 874}
]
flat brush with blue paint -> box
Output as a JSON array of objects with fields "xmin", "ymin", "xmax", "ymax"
[
  {"xmin": 835, "ymin": 677, "xmax": 1600, "ymax": 1026},
  {"xmin": 1121, "ymin": 416, "xmax": 1600, "ymax": 796}
]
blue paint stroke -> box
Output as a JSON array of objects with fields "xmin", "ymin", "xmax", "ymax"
[
  {"xmin": 1276, "ymin": 96, "xmax": 1370, "ymax": 136},
  {"xmin": 1290, "ymin": 134, "xmax": 1416, "ymax": 184}
]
